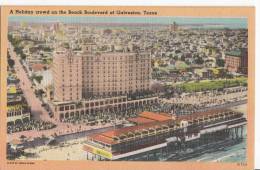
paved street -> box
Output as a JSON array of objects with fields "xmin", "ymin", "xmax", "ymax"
[
  {"xmin": 7, "ymin": 123, "xmax": 113, "ymax": 142},
  {"xmin": 9, "ymin": 43, "xmax": 52, "ymax": 122}
]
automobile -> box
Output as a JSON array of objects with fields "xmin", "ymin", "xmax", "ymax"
[{"xmin": 49, "ymin": 112, "xmax": 53, "ymax": 118}]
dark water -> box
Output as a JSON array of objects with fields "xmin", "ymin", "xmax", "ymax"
[
  {"xmin": 185, "ymin": 129, "xmax": 247, "ymax": 163},
  {"xmin": 186, "ymin": 139, "xmax": 246, "ymax": 162},
  {"xmin": 178, "ymin": 106, "xmax": 247, "ymax": 163}
]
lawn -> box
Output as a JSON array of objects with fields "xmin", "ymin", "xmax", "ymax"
[{"xmin": 176, "ymin": 77, "xmax": 247, "ymax": 92}]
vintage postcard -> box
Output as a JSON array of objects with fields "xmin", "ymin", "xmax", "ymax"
[{"xmin": 0, "ymin": 6, "xmax": 255, "ymax": 170}]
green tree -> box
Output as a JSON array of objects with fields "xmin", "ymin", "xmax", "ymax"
[
  {"xmin": 216, "ymin": 58, "xmax": 225, "ymax": 67},
  {"xmin": 8, "ymin": 58, "xmax": 15, "ymax": 68},
  {"xmin": 181, "ymin": 55, "xmax": 185, "ymax": 61},
  {"xmin": 195, "ymin": 57, "xmax": 204, "ymax": 65},
  {"xmin": 21, "ymin": 53, "xmax": 26, "ymax": 60},
  {"xmin": 174, "ymin": 55, "xmax": 179, "ymax": 61},
  {"xmin": 34, "ymin": 75, "xmax": 43, "ymax": 84}
]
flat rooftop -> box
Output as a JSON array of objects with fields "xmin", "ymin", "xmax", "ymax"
[
  {"xmin": 87, "ymin": 109, "xmax": 240, "ymax": 146},
  {"xmin": 128, "ymin": 111, "xmax": 173, "ymax": 125},
  {"xmin": 139, "ymin": 111, "xmax": 173, "ymax": 122},
  {"xmin": 89, "ymin": 121, "xmax": 167, "ymax": 145},
  {"xmin": 88, "ymin": 112, "xmax": 174, "ymax": 145},
  {"xmin": 127, "ymin": 117, "xmax": 155, "ymax": 125},
  {"xmin": 176, "ymin": 108, "xmax": 231, "ymax": 121}
]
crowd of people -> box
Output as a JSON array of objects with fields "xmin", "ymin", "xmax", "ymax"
[
  {"xmin": 7, "ymin": 119, "xmax": 56, "ymax": 134},
  {"xmin": 59, "ymin": 103, "xmax": 199, "ymax": 125},
  {"xmin": 60, "ymin": 87, "xmax": 248, "ymax": 124},
  {"xmin": 61, "ymin": 107, "xmax": 143, "ymax": 125},
  {"xmin": 167, "ymin": 86, "xmax": 247, "ymax": 113}
]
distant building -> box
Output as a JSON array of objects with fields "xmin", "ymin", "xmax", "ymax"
[
  {"xmin": 195, "ymin": 68, "xmax": 213, "ymax": 79},
  {"xmin": 169, "ymin": 22, "xmax": 178, "ymax": 32},
  {"xmin": 7, "ymin": 96, "xmax": 30, "ymax": 124},
  {"xmin": 201, "ymin": 45, "xmax": 218, "ymax": 57},
  {"xmin": 225, "ymin": 48, "xmax": 248, "ymax": 74}
]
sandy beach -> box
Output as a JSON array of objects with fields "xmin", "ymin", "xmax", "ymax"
[{"xmin": 19, "ymin": 138, "xmax": 87, "ymax": 160}]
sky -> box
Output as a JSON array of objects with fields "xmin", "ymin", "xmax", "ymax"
[{"xmin": 9, "ymin": 16, "xmax": 248, "ymax": 28}]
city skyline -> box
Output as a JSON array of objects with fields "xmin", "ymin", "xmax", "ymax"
[{"xmin": 9, "ymin": 16, "xmax": 247, "ymax": 29}]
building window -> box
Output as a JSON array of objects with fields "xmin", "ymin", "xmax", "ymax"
[
  {"xmin": 65, "ymin": 106, "xmax": 70, "ymax": 110},
  {"xmin": 59, "ymin": 107, "xmax": 64, "ymax": 111}
]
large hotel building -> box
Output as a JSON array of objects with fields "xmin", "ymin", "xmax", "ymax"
[
  {"xmin": 82, "ymin": 50, "xmax": 151, "ymax": 97},
  {"xmin": 51, "ymin": 46, "xmax": 154, "ymax": 121},
  {"xmin": 53, "ymin": 47, "xmax": 83, "ymax": 102}
]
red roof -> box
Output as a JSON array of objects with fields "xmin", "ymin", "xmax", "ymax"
[
  {"xmin": 176, "ymin": 108, "xmax": 230, "ymax": 121},
  {"xmin": 88, "ymin": 112, "xmax": 174, "ymax": 144},
  {"xmin": 31, "ymin": 64, "xmax": 45, "ymax": 72},
  {"xmin": 101, "ymin": 125, "xmax": 149, "ymax": 138},
  {"xmin": 96, "ymin": 121, "xmax": 168, "ymax": 139},
  {"xmin": 128, "ymin": 117, "xmax": 155, "ymax": 124},
  {"xmin": 139, "ymin": 111, "xmax": 172, "ymax": 122},
  {"xmin": 87, "ymin": 110, "xmax": 233, "ymax": 146},
  {"xmin": 91, "ymin": 134, "xmax": 116, "ymax": 145}
]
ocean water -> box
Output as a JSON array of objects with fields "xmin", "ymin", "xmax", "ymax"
[
  {"xmin": 186, "ymin": 127, "xmax": 247, "ymax": 163},
  {"xmin": 187, "ymin": 139, "xmax": 246, "ymax": 162},
  {"xmin": 9, "ymin": 16, "xmax": 247, "ymax": 29}
]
